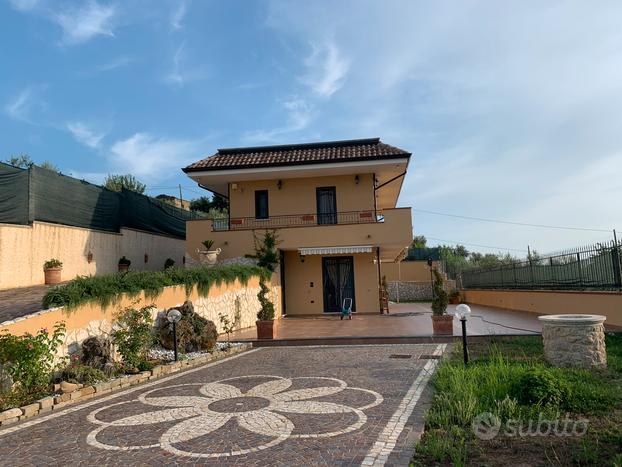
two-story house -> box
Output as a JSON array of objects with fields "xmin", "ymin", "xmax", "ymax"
[{"xmin": 182, "ymin": 138, "xmax": 412, "ymax": 316}]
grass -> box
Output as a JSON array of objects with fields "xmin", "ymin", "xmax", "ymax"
[
  {"xmin": 42, "ymin": 263, "xmax": 268, "ymax": 309},
  {"xmin": 412, "ymin": 333, "xmax": 622, "ymax": 466}
]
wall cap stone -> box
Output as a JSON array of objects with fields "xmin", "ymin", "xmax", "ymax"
[{"xmin": 539, "ymin": 314, "xmax": 606, "ymax": 325}]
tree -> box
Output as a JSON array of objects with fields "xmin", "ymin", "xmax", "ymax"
[
  {"xmin": 5, "ymin": 154, "xmax": 33, "ymax": 168},
  {"xmin": 104, "ymin": 174, "xmax": 146, "ymax": 194},
  {"xmin": 39, "ymin": 161, "xmax": 59, "ymax": 172},
  {"xmin": 410, "ymin": 235, "xmax": 427, "ymax": 248},
  {"xmin": 190, "ymin": 194, "xmax": 229, "ymax": 213}
]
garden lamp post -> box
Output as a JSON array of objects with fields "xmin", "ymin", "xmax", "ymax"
[
  {"xmin": 455, "ymin": 304, "xmax": 471, "ymax": 365},
  {"xmin": 167, "ymin": 309, "xmax": 182, "ymax": 362}
]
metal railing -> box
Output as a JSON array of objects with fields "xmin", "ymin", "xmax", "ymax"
[
  {"xmin": 461, "ymin": 239, "xmax": 622, "ymax": 291},
  {"xmin": 213, "ymin": 210, "xmax": 383, "ymax": 231}
]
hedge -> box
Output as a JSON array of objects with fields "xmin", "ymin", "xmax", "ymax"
[{"xmin": 42, "ymin": 264, "xmax": 268, "ymax": 310}]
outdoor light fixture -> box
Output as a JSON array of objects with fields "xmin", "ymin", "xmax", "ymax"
[
  {"xmin": 427, "ymin": 257, "xmax": 434, "ymax": 300},
  {"xmin": 277, "ymin": 180, "xmax": 283, "ymax": 189},
  {"xmin": 144, "ymin": 253, "xmax": 149, "ymax": 263},
  {"xmin": 456, "ymin": 304, "xmax": 471, "ymax": 365},
  {"xmin": 299, "ymin": 253, "xmax": 305, "ymax": 263},
  {"xmin": 354, "ymin": 175, "xmax": 360, "ymax": 184},
  {"xmin": 87, "ymin": 251, "xmax": 93, "ymax": 263},
  {"xmin": 167, "ymin": 309, "xmax": 182, "ymax": 362}
]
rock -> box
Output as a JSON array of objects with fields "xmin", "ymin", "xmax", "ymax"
[
  {"xmin": 0, "ymin": 364, "xmax": 13, "ymax": 394},
  {"xmin": 60, "ymin": 381, "xmax": 79, "ymax": 393},
  {"xmin": 156, "ymin": 301, "xmax": 218, "ymax": 353},
  {"xmin": 81, "ymin": 336, "xmax": 113, "ymax": 370}
]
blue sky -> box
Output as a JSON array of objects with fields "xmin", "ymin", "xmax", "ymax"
[{"xmin": 2, "ymin": 0, "xmax": 622, "ymax": 254}]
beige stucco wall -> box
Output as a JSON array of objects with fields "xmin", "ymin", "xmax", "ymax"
[
  {"xmin": 283, "ymin": 250, "xmax": 379, "ymax": 315},
  {"xmin": 229, "ymin": 174, "xmax": 376, "ymax": 218},
  {"xmin": 187, "ymin": 207, "xmax": 412, "ymax": 264},
  {"xmin": 381, "ymin": 260, "xmax": 442, "ymax": 282},
  {"xmin": 0, "ymin": 275, "xmax": 281, "ymax": 357},
  {"xmin": 0, "ymin": 221, "xmax": 185, "ymax": 290},
  {"xmin": 462, "ymin": 289, "xmax": 622, "ymax": 327}
]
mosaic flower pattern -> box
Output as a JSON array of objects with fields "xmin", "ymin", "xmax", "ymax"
[{"xmin": 86, "ymin": 375, "xmax": 383, "ymax": 458}]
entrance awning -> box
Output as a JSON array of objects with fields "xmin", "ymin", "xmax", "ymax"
[{"xmin": 298, "ymin": 245, "xmax": 373, "ymax": 256}]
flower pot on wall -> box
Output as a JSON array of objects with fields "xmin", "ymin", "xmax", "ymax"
[
  {"xmin": 198, "ymin": 248, "xmax": 222, "ymax": 265},
  {"xmin": 44, "ymin": 267, "xmax": 62, "ymax": 285},
  {"xmin": 431, "ymin": 315, "xmax": 454, "ymax": 335},
  {"xmin": 118, "ymin": 263, "xmax": 130, "ymax": 273},
  {"xmin": 256, "ymin": 320, "xmax": 274, "ymax": 339}
]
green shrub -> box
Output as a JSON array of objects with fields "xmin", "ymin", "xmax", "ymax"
[
  {"xmin": 111, "ymin": 305, "xmax": 154, "ymax": 370},
  {"xmin": 43, "ymin": 258, "xmax": 63, "ymax": 269},
  {"xmin": 202, "ymin": 239, "xmax": 215, "ymax": 250},
  {"xmin": 431, "ymin": 268, "xmax": 448, "ymax": 315},
  {"xmin": 257, "ymin": 279, "xmax": 275, "ymax": 321},
  {"xmin": 510, "ymin": 367, "xmax": 571, "ymax": 407},
  {"xmin": 58, "ymin": 359, "xmax": 106, "ymax": 385},
  {"xmin": 0, "ymin": 323, "xmax": 65, "ymax": 391},
  {"xmin": 42, "ymin": 263, "xmax": 266, "ymax": 309},
  {"xmin": 164, "ymin": 258, "xmax": 175, "ymax": 269},
  {"xmin": 118, "ymin": 256, "xmax": 131, "ymax": 266}
]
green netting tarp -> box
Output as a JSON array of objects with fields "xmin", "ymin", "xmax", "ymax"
[
  {"xmin": 120, "ymin": 188, "xmax": 196, "ymax": 238},
  {"xmin": 31, "ymin": 166, "xmax": 120, "ymax": 232},
  {"xmin": 0, "ymin": 163, "xmax": 29, "ymax": 224}
]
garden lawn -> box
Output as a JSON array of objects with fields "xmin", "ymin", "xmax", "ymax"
[{"xmin": 411, "ymin": 334, "xmax": 622, "ymax": 467}]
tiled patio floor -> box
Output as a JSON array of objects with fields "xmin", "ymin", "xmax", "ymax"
[{"xmin": 220, "ymin": 302, "xmax": 546, "ymax": 342}]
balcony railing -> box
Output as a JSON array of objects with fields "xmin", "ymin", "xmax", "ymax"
[{"xmin": 213, "ymin": 210, "xmax": 384, "ymax": 231}]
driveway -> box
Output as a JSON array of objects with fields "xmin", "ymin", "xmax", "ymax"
[{"xmin": 0, "ymin": 344, "xmax": 445, "ymax": 466}]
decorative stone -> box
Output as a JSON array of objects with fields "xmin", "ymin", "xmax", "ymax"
[
  {"xmin": 81, "ymin": 336, "xmax": 113, "ymax": 370},
  {"xmin": 0, "ymin": 408, "xmax": 22, "ymax": 421},
  {"xmin": 60, "ymin": 381, "xmax": 79, "ymax": 393},
  {"xmin": 20, "ymin": 403, "xmax": 40, "ymax": 417},
  {"xmin": 37, "ymin": 397, "xmax": 54, "ymax": 410},
  {"xmin": 539, "ymin": 314, "xmax": 607, "ymax": 369}
]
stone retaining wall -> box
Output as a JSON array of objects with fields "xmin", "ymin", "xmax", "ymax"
[
  {"xmin": 387, "ymin": 280, "xmax": 457, "ymax": 302},
  {"xmin": 0, "ymin": 275, "xmax": 281, "ymax": 360}
]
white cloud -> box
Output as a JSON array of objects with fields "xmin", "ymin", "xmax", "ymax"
[
  {"xmin": 109, "ymin": 133, "xmax": 199, "ymax": 181},
  {"xmin": 164, "ymin": 41, "xmax": 208, "ymax": 87},
  {"xmin": 8, "ymin": 0, "xmax": 38, "ymax": 11},
  {"xmin": 244, "ymin": 98, "xmax": 315, "ymax": 143},
  {"xmin": 5, "ymin": 88, "xmax": 34, "ymax": 122},
  {"xmin": 95, "ymin": 56, "xmax": 132, "ymax": 73},
  {"xmin": 54, "ymin": 1, "xmax": 116, "ymax": 45},
  {"xmin": 66, "ymin": 122, "xmax": 105, "ymax": 149},
  {"xmin": 170, "ymin": 0, "xmax": 190, "ymax": 30},
  {"xmin": 300, "ymin": 42, "xmax": 349, "ymax": 97}
]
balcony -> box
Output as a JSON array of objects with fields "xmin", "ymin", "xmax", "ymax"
[{"xmin": 213, "ymin": 210, "xmax": 383, "ymax": 232}]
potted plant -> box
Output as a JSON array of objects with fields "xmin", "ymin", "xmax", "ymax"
[
  {"xmin": 256, "ymin": 279, "xmax": 275, "ymax": 339},
  {"xmin": 43, "ymin": 259, "xmax": 63, "ymax": 285},
  {"xmin": 448, "ymin": 289, "xmax": 461, "ymax": 305},
  {"xmin": 118, "ymin": 256, "xmax": 131, "ymax": 273},
  {"xmin": 431, "ymin": 268, "xmax": 453, "ymax": 334},
  {"xmin": 198, "ymin": 239, "xmax": 221, "ymax": 265}
]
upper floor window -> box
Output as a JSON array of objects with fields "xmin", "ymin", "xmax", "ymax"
[{"xmin": 255, "ymin": 190, "xmax": 269, "ymax": 219}]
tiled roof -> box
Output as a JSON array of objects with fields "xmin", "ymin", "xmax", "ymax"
[{"xmin": 183, "ymin": 138, "xmax": 410, "ymax": 172}]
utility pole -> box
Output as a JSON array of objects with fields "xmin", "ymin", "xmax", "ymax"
[{"xmin": 178, "ymin": 184, "xmax": 183, "ymax": 210}]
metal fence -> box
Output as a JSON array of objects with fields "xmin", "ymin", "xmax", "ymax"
[{"xmin": 461, "ymin": 239, "xmax": 622, "ymax": 291}]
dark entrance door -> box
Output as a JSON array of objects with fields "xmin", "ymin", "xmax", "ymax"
[
  {"xmin": 322, "ymin": 256, "xmax": 356, "ymax": 313},
  {"xmin": 316, "ymin": 187, "xmax": 337, "ymax": 224}
]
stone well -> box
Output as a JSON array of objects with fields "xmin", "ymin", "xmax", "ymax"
[{"xmin": 538, "ymin": 314, "xmax": 607, "ymax": 369}]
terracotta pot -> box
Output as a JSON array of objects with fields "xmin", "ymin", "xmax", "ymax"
[
  {"xmin": 118, "ymin": 263, "xmax": 130, "ymax": 273},
  {"xmin": 256, "ymin": 320, "xmax": 275, "ymax": 340},
  {"xmin": 44, "ymin": 267, "xmax": 62, "ymax": 285},
  {"xmin": 449, "ymin": 296, "xmax": 461, "ymax": 305},
  {"xmin": 432, "ymin": 314, "xmax": 454, "ymax": 335}
]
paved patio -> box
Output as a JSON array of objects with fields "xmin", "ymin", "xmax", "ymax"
[
  {"xmin": 221, "ymin": 302, "xmax": 544, "ymax": 343},
  {"xmin": 0, "ymin": 284, "xmax": 53, "ymax": 324},
  {"xmin": 0, "ymin": 344, "xmax": 445, "ymax": 466}
]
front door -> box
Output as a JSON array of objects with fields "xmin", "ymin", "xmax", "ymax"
[
  {"xmin": 316, "ymin": 187, "xmax": 337, "ymax": 224},
  {"xmin": 322, "ymin": 256, "xmax": 356, "ymax": 313}
]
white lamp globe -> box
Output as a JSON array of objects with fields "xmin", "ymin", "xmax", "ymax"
[
  {"xmin": 167, "ymin": 309, "xmax": 182, "ymax": 323},
  {"xmin": 455, "ymin": 304, "xmax": 471, "ymax": 320}
]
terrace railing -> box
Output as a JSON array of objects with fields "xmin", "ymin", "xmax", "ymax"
[
  {"xmin": 213, "ymin": 210, "xmax": 382, "ymax": 231},
  {"xmin": 461, "ymin": 239, "xmax": 622, "ymax": 291}
]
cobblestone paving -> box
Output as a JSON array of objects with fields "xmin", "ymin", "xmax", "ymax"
[
  {"xmin": 0, "ymin": 284, "xmax": 53, "ymax": 323},
  {"xmin": 0, "ymin": 344, "xmax": 445, "ymax": 466}
]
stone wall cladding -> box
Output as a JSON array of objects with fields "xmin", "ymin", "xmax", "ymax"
[
  {"xmin": 387, "ymin": 280, "xmax": 456, "ymax": 301},
  {"xmin": 541, "ymin": 322, "xmax": 607, "ymax": 369}
]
